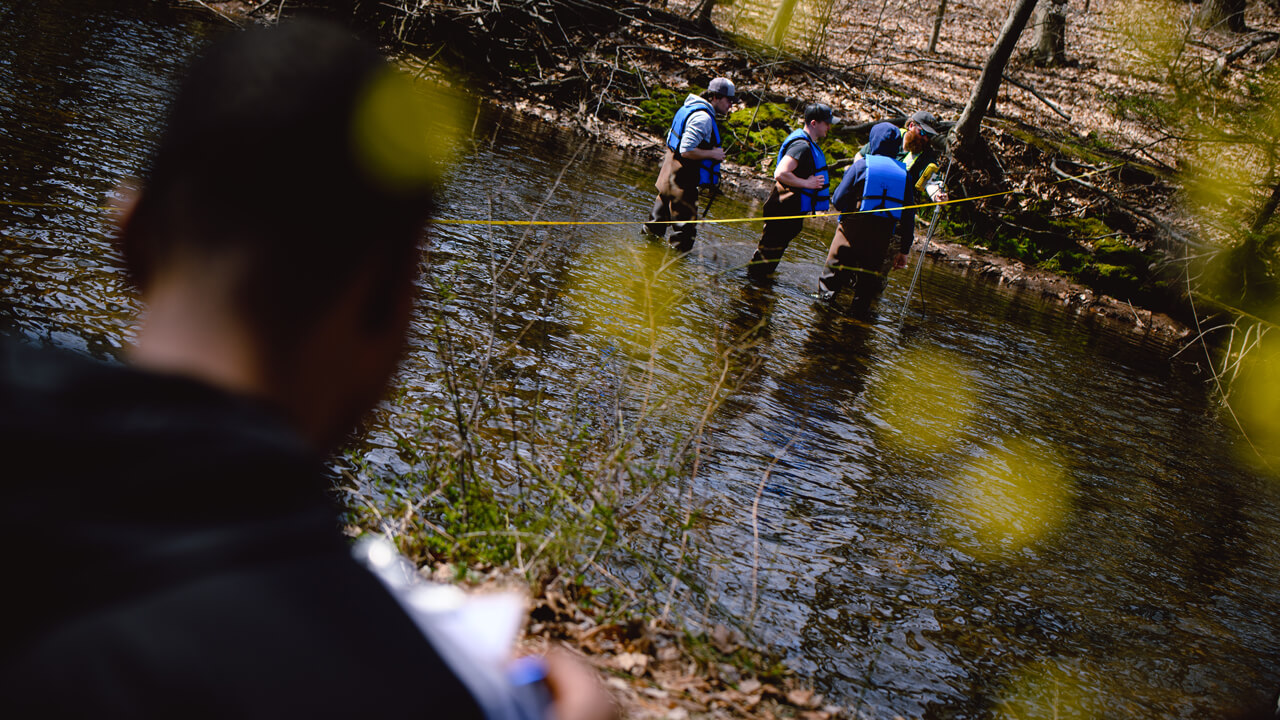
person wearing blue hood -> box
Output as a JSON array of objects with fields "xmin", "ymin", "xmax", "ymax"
[
  {"xmin": 644, "ymin": 77, "xmax": 736, "ymax": 252},
  {"xmin": 853, "ymin": 110, "xmax": 948, "ymax": 205},
  {"xmin": 818, "ymin": 121, "xmax": 916, "ymax": 308},
  {"xmin": 747, "ymin": 103, "xmax": 835, "ymax": 280}
]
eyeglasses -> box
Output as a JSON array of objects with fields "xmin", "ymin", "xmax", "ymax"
[{"xmin": 911, "ymin": 122, "xmax": 937, "ymax": 139}]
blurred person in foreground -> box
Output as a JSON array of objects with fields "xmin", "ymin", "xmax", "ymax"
[{"xmin": 0, "ymin": 19, "xmax": 613, "ymax": 720}]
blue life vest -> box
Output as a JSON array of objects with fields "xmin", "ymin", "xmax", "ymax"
[
  {"xmin": 775, "ymin": 129, "xmax": 830, "ymax": 212},
  {"xmin": 665, "ymin": 101, "xmax": 722, "ymax": 186},
  {"xmin": 858, "ymin": 154, "xmax": 908, "ymax": 218}
]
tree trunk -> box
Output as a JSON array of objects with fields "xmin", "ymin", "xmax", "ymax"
[
  {"xmin": 766, "ymin": 0, "xmax": 800, "ymax": 47},
  {"xmin": 1196, "ymin": 0, "xmax": 1247, "ymax": 33},
  {"xmin": 928, "ymin": 0, "xmax": 948, "ymax": 53},
  {"xmin": 1251, "ymin": 179, "xmax": 1280, "ymax": 234},
  {"xmin": 691, "ymin": 0, "xmax": 716, "ymax": 29},
  {"xmin": 951, "ymin": 0, "xmax": 1040, "ymax": 154},
  {"xmin": 1030, "ymin": 0, "xmax": 1068, "ymax": 66}
]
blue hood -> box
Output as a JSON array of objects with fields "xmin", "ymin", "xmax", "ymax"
[{"xmin": 868, "ymin": 122, "xmax": 902, "ymax": 157}]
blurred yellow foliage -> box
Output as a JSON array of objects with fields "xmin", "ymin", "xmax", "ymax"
[
  {"xmin": 995, "ymin": 660, "xmax": 1102, "ymax": 720},
  {"xmin": 1104, "ymin": 0, "xmax": 1186, "ymax": 75},
  {"xmin": 567, "ymin": 239, "xmax": 686, "ymax": 355},
  {"xmin": 1233, "ymin": 345, "xmax": 1280, "ymax": 471}
]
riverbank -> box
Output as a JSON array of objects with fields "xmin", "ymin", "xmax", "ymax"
[
  {"xmin": 406, "ymin": 0, "xmax": 1211, "ymax": 344},
  {"xmin": 184, "ymin": 0, "xmax": 1205, "ymax": 346},
  {"xmin": 12, "ymin": 4, "xmax": 1274, "ymax": 716}
]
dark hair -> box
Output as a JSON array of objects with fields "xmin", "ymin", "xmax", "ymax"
[
  {"xmin": 804, "ymin": 103, "xmax": 835, "ymax": 124},
  {"xmin": 122, "ymin": 19, "xmax": 435, "ymax": 354}
]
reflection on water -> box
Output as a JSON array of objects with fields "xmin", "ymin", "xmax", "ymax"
[
  {"xmin": 4, "ymin": 4, "xmax": 1280, "ymax": 716},
  {"xmin": 1, "ymin": 0, "xmax": 218, "ymax": 354}
]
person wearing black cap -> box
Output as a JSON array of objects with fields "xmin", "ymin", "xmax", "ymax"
[
  {"xmin": 818, "ymin": 121, "xmax": 917, "ymax": 312},
  {"xmin": 747, "ymin": 103, "xmax": 835, "ymax": 281},
  {"xmin": 853, "ymin": 110, "xmax": 949, "ymax": 204},
  {"xmin": 644, "ymin": 77, "xmax": 736, "ymax": 252}
]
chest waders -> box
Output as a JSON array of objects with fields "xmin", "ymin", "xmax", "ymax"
[{"xmin": 647, "ymin": 100, "xmax": 723, "ymax": 251}]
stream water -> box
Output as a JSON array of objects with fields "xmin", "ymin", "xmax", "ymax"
[{"xmin": 4, "ymin": 2, "xmax": 1279, "ymax": 717}]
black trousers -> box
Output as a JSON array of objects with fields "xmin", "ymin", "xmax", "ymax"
[
  {"xmin": 747, "ymin": 186, "xmax": 803, "ymax": 279},
  {"xmin": 646, "ymin": 185, "xmax": 701, "ymax": 251},
  {"xmin": 819, "ymin": 215, "xmax": 898, "ymax": 305}
]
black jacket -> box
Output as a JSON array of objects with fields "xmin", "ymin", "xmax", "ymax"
[{"xmin": 0, "ymin": 339, "xmax": 483, "ymax": 718}]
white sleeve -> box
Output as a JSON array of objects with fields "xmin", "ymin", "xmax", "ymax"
[{"xmin": 353, "ymin": 537, "xmax": 546, "ymax": 720}]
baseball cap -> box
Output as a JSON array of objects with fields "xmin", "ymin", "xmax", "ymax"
[
  {"xmin": 804, "ymin": 103, "xmax": 838, "ymax": 125},
  {"xmin": 910, "ymin": 110, "xmax": 940, "ymax": 137},
  {"xmin": 707, "ymin": 77, "xmax": 736, "ymax": 98}
]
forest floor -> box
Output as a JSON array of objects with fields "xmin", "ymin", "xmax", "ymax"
[{"xmin": 188, "ymin": 1, "xmax": 1279, "ymax": 716}]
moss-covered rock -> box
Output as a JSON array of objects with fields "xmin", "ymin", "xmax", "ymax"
[
  {"xmin": 1093, "ymin": 237, "xmax": 1148, "ymax": 268},
  {"xmin": 727, "ymin": 102, "xmax": 794, "ymax": 127},
  {"xmin": 723, "ymin": 102, "xmax": 797, "ymax": 168},
  {"xmin": 1079, "ymin": 262, "xmax": 1142, "ymax": 299},
  {"xmin": 636, "ymin": 87, "xmax": 686, "ymax": 136},
  {"xmin": 823, "ymin": 138, "xmax": 859, "ymax": 161}
]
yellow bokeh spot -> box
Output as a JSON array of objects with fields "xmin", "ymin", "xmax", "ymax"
[
  {"xmin": 351, "ymin": 68, "xmax": 463, "ymax": 192},
  {"xmin": 995, "ymin": 660, "xmax": 1102, "ymax": 720},
  {"xmin": 949, "ymin": 439, "xmax": 1073, "ymax": 557},
  {"xmin": 866, "ymin": 347, "xmax": 979, "ymax": 457},
  {"xmin": 567, "ymin": 239, "xmax": 686, "ymax": 354},
  {"xmin": 1232, "ymin": 346, "xmax": 1280, "ymax": 472},
  {"xmin": 1104, "ymin": 0, "xmax": 1185, "ymax": 71}
]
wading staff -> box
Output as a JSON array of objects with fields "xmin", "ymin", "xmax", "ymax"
[
  {"xmin": 896, "ymin": 150, "xmax": 953, "ymax": 332},
  {"xmin": 701, "ymin": 184, "xmax": 721, "ymax": 219}
]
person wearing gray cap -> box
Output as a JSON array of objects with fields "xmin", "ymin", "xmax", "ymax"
[
  {"xmin": 746, "ymin": 102, "xmax": 835, "ymax": 281},
  {"xmin": 644, "ymin": 77, "xmax": 736, "ymax": 252},
  {"xmin": 853, "ymin": 110, "xmax": 949, "ymax": 204}
]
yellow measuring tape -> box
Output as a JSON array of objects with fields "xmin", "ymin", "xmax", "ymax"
[
  {"xmin": 0, "ymin": 200, "xmax": 115, "ymax": 211},
  {"xmin": 0, "ymin": 166, "xmax": 1117, "ymax": 225}
]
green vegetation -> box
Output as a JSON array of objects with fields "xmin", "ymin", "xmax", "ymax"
[
  {"xmin": 344, "ymin": 407, "xmax": 621, "ymax": 574},
  {"xmin": 342, "ymin": 250, "xmax": 760, "ymax": 625},
  {"xmin": 939, "ymin": 202, "xmax": 1173, "ymax": 306},
  {"xmin": 636, "ymin": 87, "xmax": 685, "ymax": 136},
  {"xmin": 678, "ymin": 628, "xmax": 792, "ymax": 684}
]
